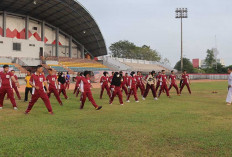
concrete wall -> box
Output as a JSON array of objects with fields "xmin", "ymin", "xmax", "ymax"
[{"xmin": 0, "ymin": 36, "xmax": 44, "ymax": 58}]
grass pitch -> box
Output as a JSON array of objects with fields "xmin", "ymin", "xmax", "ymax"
[{"xmin": 0, "ymin": 81, "xmax": 232, "ymax": 157}]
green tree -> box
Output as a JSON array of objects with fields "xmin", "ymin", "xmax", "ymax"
[
  {"xmin": 174, "ymin": 58, "xmax": 194, "ymax": 73},
  {"xmin": 109, "ymin": 40, "xmax": 136, "ymax": 58},
  {"xmin": 109, "ymin": 41, "xmax": 161, "ymax": 62},
  {"xmin": 205, "ymin": 49, "xmax": 216, "ymax": 68}
]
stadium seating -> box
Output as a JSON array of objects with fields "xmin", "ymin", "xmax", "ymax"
[
  {"xmin": 0, "ymin": 63, "xmax": 20, "ymax": 71},
  {"xmin": 48, "ymin": 64, "xmax": 68, "ymax": 72},
  {"xmin": 59, "ymin": 59, "xmax": 111, "ymax": 72}
]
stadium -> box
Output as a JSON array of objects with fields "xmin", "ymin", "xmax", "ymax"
[{"xmin": 1, "ymin": 0, "xmax": 232, "ymax": 157}]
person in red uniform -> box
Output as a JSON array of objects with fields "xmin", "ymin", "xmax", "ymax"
[
  {"xmin": 109, "ymin": 72, "xmax": 115, "ymax": 93},
  {"xmin": 100, "ymin": 71, "xmax": 111, "ymax": 99},
  {"xmin": 66, "ymin": 72, "xmax": 70, "ymax": 90},
  {"xmin": 158, "ymin": 70, "xmax": 170, "ymax": 98},
  {"xmin": 0, "ymin": 65, "xmax": 20, "ymax": 110},
  {"xmin": 109, "ymin": 72, "xmax": 124, "ymax": 105},
  {"xmin": 25, "ymin": 65, "xmax": 53, "ymax": 114},
  {"xmin": 180, "ymin": 70, "xmax": 191, "ymax": 94},
  {"xmin": 119, "ymin": 71, "xmax": 128, "ymax": 96},
  {"xmin": 142, "ymin": 71, "xmax": 158, "ymax": 100},
  {"xmin": 8, "ymin": 70, "xmax": 21, "ymax": 100},
  {"xmin": 73, "ymin": 72, "xmax": 80, "ymax": 94},
  {"xmin": 155, "ymin": 72, "xmax": 162, "ymax": 92},
  {"xmin": 169, "ymin": 70, "xmax": 180, "ymax": 95},
  {"xmin": 58, "ymin": 72, "xmax": 68, "ymax": 99},
  {"xmin": 46, "ymin": 68, "xmax": 63, "ymax": 106},
  {"xmin": 127, "ymin": 71, "xmax": 139, "ymax": 102},
  {"xmin": 136, "ymin": 71, "xmax": 145, "ymax": 96},
  {"xmin": 77, "ymin": 71, "xmax": 102, "ymax": 110}
]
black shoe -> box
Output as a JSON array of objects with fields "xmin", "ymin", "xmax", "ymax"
[{"xmin": 96, "ymin": 106, "xmax": 102, "ymax": 110}]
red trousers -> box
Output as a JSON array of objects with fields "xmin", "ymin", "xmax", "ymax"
[
  {"xmin": 73, "ymin": 84, "xmax": 79, "ymax": 94},
  {"xmin": 100, "ymin": 83, "xmax": 111, "ymax": 99},
  {"xmin": 169, "ymin": 83, "xmax": 180, "ymax": 94},
  {"xmin": 121, "ymin": 84, "xmax": 128, "ymax": 95},
  {"xmin": 156, "ymin": 83, "xmax": 160, "ymax": 92},
  {"xmin": 0, "ymin": 87, "xmax": 17, "ymax": 107},
  {"xmin": 7, "ymin": 85, "xmax": 21, "ymax": 100},
  {"xmin": 180, "ymin": 82, "xmax": 191, "ymax": 94},
  {"xmin": 127, "ymin": 87, "xmax": 138, "ymax": 101},
  {"xmin": 136, "ymin": 83, "xmax": 145, "ymax": 96},
  {"xmin": 81, "ymin": 91, "xmax": 98, "ymax": 109},
  {"xmin": 59, "ymin": 84, "xmax": 68, "ymax": 99},
  {"xmin": 110, "ymin": 86, "xmax": 123, "ymax": 104},
  {"xmin": 66, "ymin": 81, "xmax": 70, "ymax": 89},
  {"xmin": 25, "ymin": 90, "xmax": 53, "ymax": 112},
  {"xmin": 143, "ymin": 84, "xmax": 157, "ymax": 98},
  {"xmin": 47, "ymin": 87, "xmax": 62, "ymax": 104},
  {"xmin": 158, "ymin": 84, "xmax": 170, "ymax": 97}
]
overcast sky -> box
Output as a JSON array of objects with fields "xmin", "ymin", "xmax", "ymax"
[{"xmin": 78, "ymin": 0, "xmax": 232, "ymax": 66}]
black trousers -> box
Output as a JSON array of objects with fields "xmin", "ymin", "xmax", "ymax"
[{"xmin": 24, "ymin": 87, "xmax": 32, "ymax": 101}]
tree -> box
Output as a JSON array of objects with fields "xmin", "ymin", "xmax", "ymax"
[
  {"xmin": 109, "ymin": 40, "xmax": 136, "ymax": 58},
  {"xmin": 205, "ymin": 49, "xmax": 216, "ymax": 68},
  {"xmin": 160, "ymin": 57, "xmax": 171, "ymax": 66},
  {"xmin": 174, "ymin": 58, "xmax": 194, "ymax": 73},
  {"xmin": 109, "ymin": 40, "xmax": 161, "ymax": 62}
]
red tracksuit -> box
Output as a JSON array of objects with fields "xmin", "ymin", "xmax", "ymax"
[
  {"xmin": 74, "ymin": 76, "xmax": 81, "ymax": 97},
  {"xmin": 110, "ymin": 86, "xmax": 123, "ymax": 105},
  {"xmin": 59, "ymin": 83, "xmax": 68, "ymax": 99},
  {"xmin": 156, "ymin": 75, "xmax": 161, "ymax": 92},
  {"xmin": 127, "ymin": 76, "xmax": 138, "ymax": 101},
  {"xmin": 100, "ymin": 76, "xmax": 111, "ymax": 99},
  {"xmin": 121, "ymin": 76, "xmax": 128, "ymax": 95},
  {"xmin": 158, "ymin": 74, "xmax": 170, "ymax": 97},
  {"xmin": 10, "ymin": 75, "xmax": 21, "ymax": 100},
  {"xmin": 180, "ymin": 74, "xmax": 191, "ymax": 94},
  {"xmin": 136, "ymin": 75, "xmax": 145, "ymax": 96},
  {"xmin": 46, "ymin": 75, "xmax": 62, "ymax": 104},
  {"xmin": 109, "ymin": 75, "xmax": 114, "ymax": 91},
  {"xmin": 25, "ymin": 73, "xmax": 53, "ymax": 113},
  {"xmin": 143, "ymin": 75, "xmax": 157, "ymax": 98},
  {"xmin": 169, "ymin": 75, "xmax": 179, "ymax": 94},
  {"xmin": 77, "ymin": 77, "xmax": 99, "ymax": 109},
  {"xmin": 0, "ymin": 71, "xmax": 17, "ymax": 108}
]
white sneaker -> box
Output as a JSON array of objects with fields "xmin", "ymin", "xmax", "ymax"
[
  {"xmin": 135, "ymin": 101, "xmax": 139, "ymax": 103},
  {"xmin": 109, "ymin": 103, "xmax": 112, "ymax": 105},
  {"xmin": 13, "ymin": 107, "xmax": 18, "ymax": 110},
  {"xmin": 142, "ymin": 97, "xmax": 145, "ymax": 100},
  {"xmin": 126, "ymin": 100, "xmax": 130, "ymax": 103},
  {"xmin": 154, "ymin": 97, "xmax": 158, "ymax": 100},
  {"xmin": 0, "ymin": 107, "xmax": 2, "ymax": 110},
  {"xmin": 121, "ymin": 104, "xmax": 124, "ymax": 106}
]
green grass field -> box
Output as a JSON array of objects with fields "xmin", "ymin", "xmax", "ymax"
[{"xmin": 1, "ymin": 81, "xmax": 232, "ymax": 157}]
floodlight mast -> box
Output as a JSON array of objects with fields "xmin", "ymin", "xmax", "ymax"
[{"xmin": 175, "ymin": 8, "xmax": 188, "ymax": 72}]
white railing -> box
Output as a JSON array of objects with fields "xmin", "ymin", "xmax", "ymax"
[{"xmin": 106, "ymin": 56, "xmax": 173, "ymax": 70}]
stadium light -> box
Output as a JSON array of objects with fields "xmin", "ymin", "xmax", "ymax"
[{"xmin": 175, "ymin": 8, "xmax": 188, "ymax": 72}]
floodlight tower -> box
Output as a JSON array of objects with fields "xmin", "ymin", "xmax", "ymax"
[{"xmin": 175, "ymin": 8, "xmax": 188, "ymax": 72}]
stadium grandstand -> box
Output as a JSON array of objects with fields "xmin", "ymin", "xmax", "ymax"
[
  {"xmin": 0, "ymin": 0, "xmax": 109, "ymax": 76},
  {"xmin": 0, "ymin": 0, "xmax": 173, "ymax": 79},
  {"xmin": 100, "ymin": 56, "xmax": 173, "ymax": 73}
]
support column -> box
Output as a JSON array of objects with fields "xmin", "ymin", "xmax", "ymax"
[
  {"xmin": 25, "ymin": 16, "xmax": 29, "ymax": 39},
  {"xmin": 81, "ymin": 45, "xmax": 84, "ymax": 59},
  {"xmin": 69, "ymin": 36, "xmax": 72, "ymax": 58},
  {"xmin": 56, "ymin": 28, "xmax": 59, "ymax": 57},
  {"xmin": 41, "ymin": 21, "xmax": 45, "ymax": 42},
  {"xmin": 3, "ymin": 11, "xmax": 6, "ymax": 37}
]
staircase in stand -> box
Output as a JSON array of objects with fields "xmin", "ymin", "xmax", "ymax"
[{"xmin": 12, "ymin": 63, "xmax": 27, "ymax": 73}]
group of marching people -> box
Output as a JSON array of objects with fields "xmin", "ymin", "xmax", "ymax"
[
  {"xmin": 0, "ymin": 65, "xmax": 102, "ymax": 114},
  {"xmin": 0, "ymin": 64, "xmax": 191, "ymax": 114},
  {"xmin": 97, "ymin": 69, "xmax": 191, "ymax": 106}
]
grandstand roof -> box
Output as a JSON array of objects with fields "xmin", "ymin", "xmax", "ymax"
[{"xmin": 0, "ymin": 0, "xmax": 107, "ymax": 57}]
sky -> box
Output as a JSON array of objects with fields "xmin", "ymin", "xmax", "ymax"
[{"xmin": 78, "ymin": 0, "xmax": 232, "ymax": 67}]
